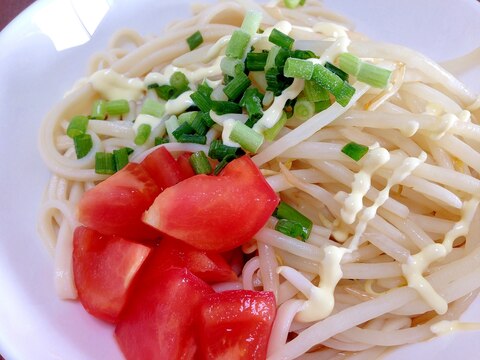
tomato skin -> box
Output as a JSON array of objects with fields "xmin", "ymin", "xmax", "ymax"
[
  {"xmin": 198, "ymin": 290, "xmax": 276, "ymax": 360},
  {"xmin": 176, "ymin": 152, "xmax": 196, "ymax": 180},
  {"xmin": 143, "ymin": 156, "xmax": 279, "ymax": 251},
  {"xmin": 115, "ymin": 267, "xmax": 213, "ymax": 360},
  {"xmin": 151, "ymin": 236, "xmax": 237, "ymax": 283},
  {"xmin": 141, "ymin": 146, "xmax": 185, "ymax": 190},
  {"xmin": 78, "ymin": 163, "xmax": 161, "ymax": 241},
  {"xmin": 72, "ymin": 226, "xmax": 151, "ymax": 323}
]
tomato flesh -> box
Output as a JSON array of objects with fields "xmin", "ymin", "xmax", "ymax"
[
  {"xmin": 176, "ymin": 152, "xmax": 196, "ymax": 180},
  {"xmin": 143, "ymin": 156, "xmax": 279, "ymax": 251},
  {"xmin": 150, "ymin": 236, "xmax": 237, "ymax": 283},
  {"xmin": 72, "ymin": 226, "xmax": 151, "ymax": 323},
  {"xmin": 198, "ymin": 290, "xmax": 276, "ymax": 360},
  {"xmin": 115, "ymin": 267, "xmax": 213, "ymax": 360},
  {"xmin": 141, "ymin": 146, "xmax": 185, "ymax": 190},
  {"xmin": 78, "ymin": 163, "xmax": 161, "ymax": 241}
]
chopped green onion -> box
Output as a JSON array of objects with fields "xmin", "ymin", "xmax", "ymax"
[
  {"xmin": 338, "ymin": 53, "xmax": 392, "ymax": 88},
  {"xmin": 229, "ymin": 120, "xmax": 264, "ymax": 153},
  {"xmin": 275, "ymin": 48, "xmax": 292, "ymax": 69},
  {"xmin": 190, "ymin": 112, "xmax": 208, "ymax": 135},
  {"xmin": 337, "ymin": 52, "xmax": 361, "ymax": 76},
  {"xmin": 265, "ymin": 67, "xmax": 293, "ymax": 96},
  {"xmin": 220, "ymin": 57, "xmax": 245, "ymax": 77},
  {"xmin": 178, "ymin": 111, "xmax": 198, "ymax": 125},
  {"xmin": 325, "ymin": 62, "xmax": 349, "ymax": 82},
  {"xmin": 155, "ymin": 85, "xmax": 176, "ymax": 100},
  {"xmin": 303, "ymin": 79, "xmax": 330, "ymax": 102},
  {"xmin": 189, "ymin": 151, "xmax": 212, "ymax": 174},
  {"xmin": 165, "ymin": 116, "xmax": 180, "ymax": 142},
  {"xmin": 315, "ymin": 99, "xmax": 331, "ymax": 113},
  {"xmin": 311, "ymin": 64, "xmax": 355, "ymax": 106},
  {"xmin": 225, "ymin": 29, "xmax": 251, "ymax": 59},
  {"xmin": 275, "ymin": 219, "xmax": 306, "ymax": 240},
  {"xmin": 140, "ymin": 98, "xmax": 165, "ymax": 118},
  {"xmin": 273, "ymin": 201, "xmax": 312, "ymax": 241},
  {"xmin": 170, "ymin": 71, "xmax": 190, "ymax": 93},
  {"xmin": 202, "ymin": 112, "xmax": 215, "ymax": 127},
  {"xmin": 154, "ymin": 137, "xmax": 169, "ymax": 146},
  {"xmin": 208, "ymin": 139, "xmax": 239, "ymax": 160},
  {"xmin": 190, "ymin": 86, "xmax": 213, "ymax": 112},
  {"xmin": 284, "ymin": 0, "xmax": 302, "ymax": 9},
  {"xmin": 264, "ymin": 111, "xmax": 287, "ymax": 140},
  {"xmin": 95, "ymin": 152, "xmax": 116, "ymax": 175},
  {"xmin": 73, "ymin": 133, "xmax": 93, "ymax": 159},
  {"xmin": 223, "ymin": 72, "xmax": 251, "ymax": 101},
  {"xmin": 90, "ymin": 100, "xmax": 107, "ymax": 120},
  {"xmin": 213, "ymin": 154, "xmax": 237, "ymax": 175},
  {"xmin": 173, "ymin": 121, "xmax": 195, "ymax": 140},
  {"xmin": 283, "ymin": 58, "xmax": 314, "ymax": 79},
  {"xmin": 246, "ymin": 52, "xmax": 269, "ymax": 71},
  {"xmin": 113, "ymin": 147, "xmax": 131, "ymax": 171},
  {"xmin": 240, "ymin": 88, "xmax": 264, "ymax": 124},
  {"xmin": 186, "ymin": 30, "xmax": 203, "ymax": 50},
  {"xmin": 291, "ymin": 49, "xmax": 317, "ymax": 60},
  {"xmin": 265, "ymin": 46, "xmax": 281, "ymax": 71},
  {"xmin": 211, "ymin": 101, "xmax": 243, "ymax": 115},
  {"xmin": 67, "ymin": 115, "xmax": 89, "ymax": 138},
  {"xmin": 241, "ymin": 10, "xmax": 262, "ymax": 35},
  {"xmin": 341, "ymin": 141, "xmax": 369, "ymax": 161},
  {"xmin": 105, "ymin": 99, "xmax": 130, "ymax": 115},
  {"xmin": 269, "ymin": 28, "xmax": 294, "ymax": 49},
  {"xmin": 177, "ymin": 134, "xmax": 207, "ymax": 144},
  {"xmin": 134, "ymin": 124, "xmax": 151, "ymax": 145},
  {"xmin": 293, "ymin": 97, "xmax": 315, "ymax": 121}
]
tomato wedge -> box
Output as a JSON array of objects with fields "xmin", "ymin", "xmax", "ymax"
[
  {"xmin": 150, "ymin": 236, "xmax": 237, "ymax": 283},
  {"xmin": 176, "ymin": 152, "xmax": 196, "ymax": 180},
  {"xmin": 115, "ymin": 267, "xmax": 213, "ymax": 360},
  {"xmin": 72, "ymin": 226, "xmax": 150, "ymax": 323},
  {"xmin": 143, "ymin": 156, "xmax": 279, "ymax": 251},
  {"xmin": 78, "ymin": 163, "xmax": 161, "ymax": 241},
  {"xmin": 141, "ymin": 147, "xmax": 185, "ymax": 190},
  {"xmin": 198, "ymin": 290, "xmax": 276, "ymax": 360}
]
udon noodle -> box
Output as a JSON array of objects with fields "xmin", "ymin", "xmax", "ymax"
[{"xmin": 38, "ymin": 0, "xmax": 480, "ymax": 359}]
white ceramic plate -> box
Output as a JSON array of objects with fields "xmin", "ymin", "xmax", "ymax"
[{"xmin": 0, "ymin": 1, "xmax": 479, "ymax": 359}]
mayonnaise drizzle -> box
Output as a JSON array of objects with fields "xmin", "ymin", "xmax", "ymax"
[
  {"xmin": 348, "ymin": 152, "xmax": 427, "ymax": 250},
  {"xmin": 278, "ymin": 246, "xmax": 349, "ymax": 322},
  {"xmin": 90, "ymin": 69, "xmax": 145, "ymax": 101},
  {"xmin": 340, "ymin": 145, "xmax": 390, "ymax": 225},
  {"xmin": 221, "ymin": 119, "xmax": 241, "ymax": 148},
  {"xmin": 402, "ymin": 197, "xmax": 480, "ymax": 314},
  {"xmin": 132, "ymin": 114, "xmax": 162, "ymax": 133},
  {"xmin": 253, "ymin": 78, "xmax": 304, "ymax": 133},
  {"xmin": 165, "ymin": 91, "xmax": 194, "ymax": 115}
]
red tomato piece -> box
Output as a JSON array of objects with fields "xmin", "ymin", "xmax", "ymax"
[
  {"xmin": 141, "ymin": 146, "xmax": 185, "ymax": 190},
  {"xmin": 72, "ymin": 226, "xmax": 151, "ymax": 323},
  {"xmin": 198, "ymin": 290, "xmax": 276, "ymax": 360},
  {"xmin": 176, "ymin": 152, "xmax": 196, "ymax": 180},
  {"xmin": 78, "ymin": 163, "xmax": 161, "ymax": 241},
  {"xmin": 115, "ymin": 267, "xmax": 213, "ymax": 360},
  {"xmin": 151, "ymin": 236, "xmax": 237, "ymax": 283},
  {"xmin": 143, "ymin": 156, "xmax": 279, "ymax": 251}
]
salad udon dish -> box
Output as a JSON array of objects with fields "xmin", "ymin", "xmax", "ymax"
[{"xmin": 38, "ymin": 0, "xmax": 480, "ymax": 359}]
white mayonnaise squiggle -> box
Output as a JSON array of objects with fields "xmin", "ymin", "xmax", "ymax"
[
  {"xmin": 253, "ymin": 78, "xmax": 304, "ymax": 133},
  {"xmin": 348, "ymin": 152, "xmax": 427, "ymax": 250},
  {"xmin": 340, "ymin": 145, "xmax": 390, "ymax": 225},
  {"xmin": 402, "ymin": 197, "xmax": 480, "ymax": 314},
  {"xmin": 90, "ymin": 69, "xmax": 145, "ymax": 101},
  {"xmin": 278, "ymin": 246, "xmax": 349, "ymax": 322}
]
